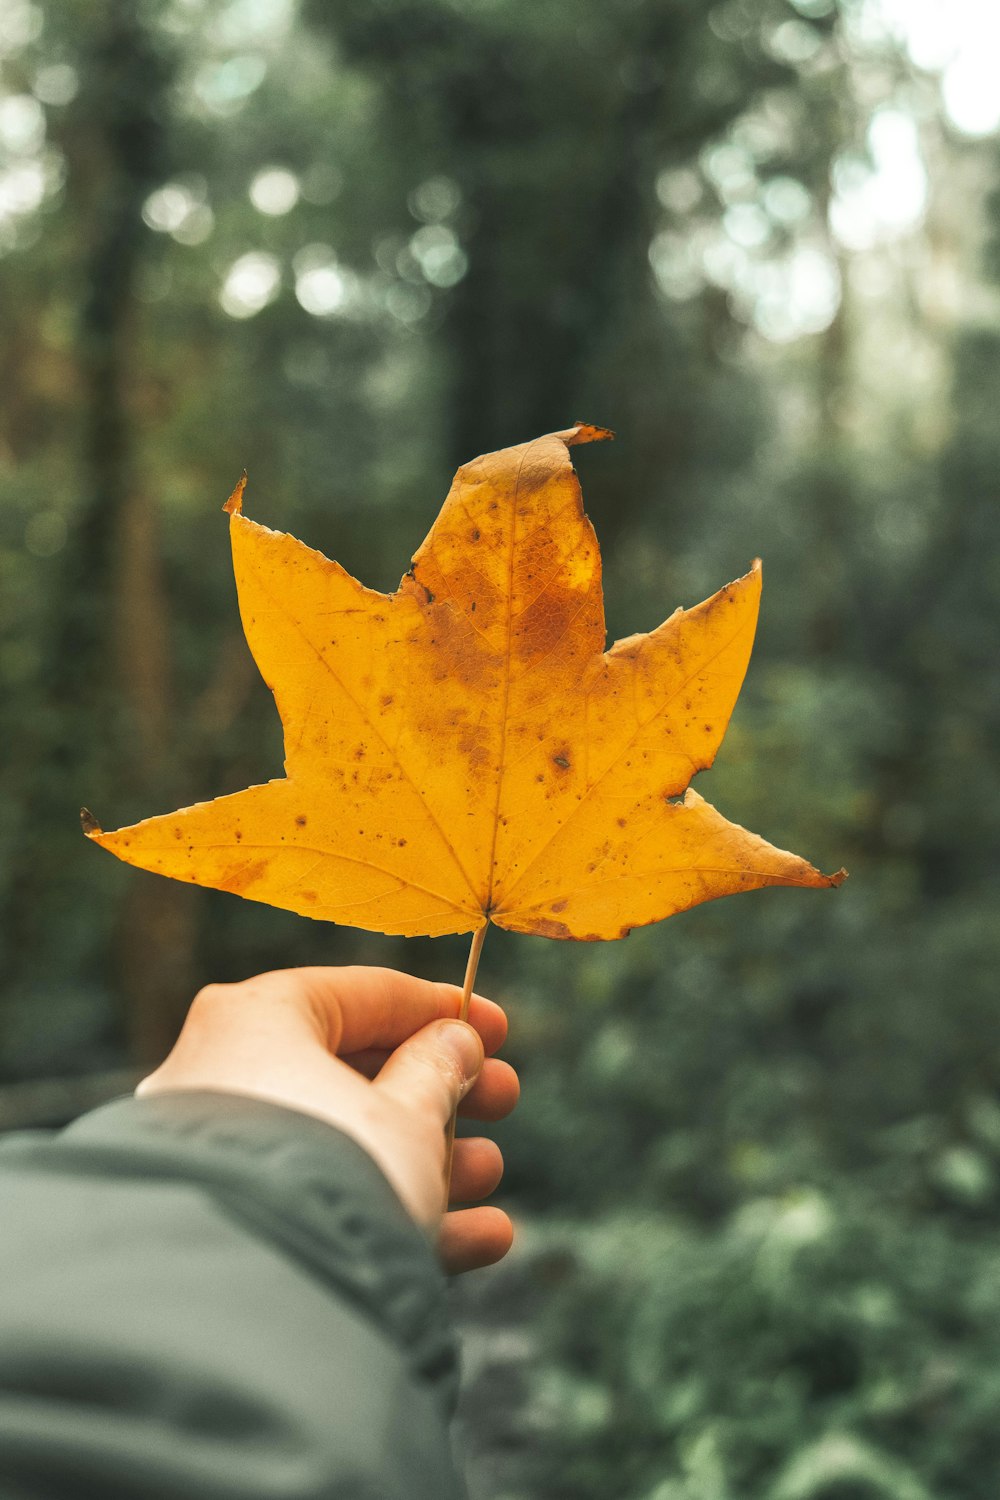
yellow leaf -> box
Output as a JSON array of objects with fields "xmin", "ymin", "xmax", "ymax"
[{"xmin": 86, "ymin": 426, "xmax": 845, "ymax": 939}]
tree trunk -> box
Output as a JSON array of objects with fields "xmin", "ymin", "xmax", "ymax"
[{"xmin": 50, "ymin": 0, "xmax": 195, "ymax": 1065}]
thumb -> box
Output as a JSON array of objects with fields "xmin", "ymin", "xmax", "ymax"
[{"xmin": 375, "ymin": 1019, "xmax": 484, "ymax": 1127}]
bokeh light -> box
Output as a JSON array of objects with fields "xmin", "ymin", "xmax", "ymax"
[
  {"xmin": 249, "ymin": 167, "xmax": 299, "ymax": 216},
  {"xmin": 868, "ymin": 0, "xmax": 1000, "ymax": 137},
  {"xmin": 829, "ymin": 109, "xmax": 928, "ymax": 251},
  {"xmin": 220, "ymin": 251, "xmax": 281, "ymax": 318}
]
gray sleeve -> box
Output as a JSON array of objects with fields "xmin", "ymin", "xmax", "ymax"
[{"xmin": 0, "ymin": 1092, "xmax": 466, "ymax": 1500}]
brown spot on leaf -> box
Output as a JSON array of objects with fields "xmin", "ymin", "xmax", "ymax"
[
  {"xmin": 531, "ymin": 917, "xmax": 573, "ymax": 940},
  {"xmin": 295, "ymin": 815, "xmax": 307, "ymax": 827},
  {"xmin": 225, "ymin": 857, "xmax": 269, "ymax": 893}
]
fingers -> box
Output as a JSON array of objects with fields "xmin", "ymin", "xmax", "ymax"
[
  {"xmin": 184, "ymin": 968, "xmax": 509, "ymax": 1069},
  {"xmin": 448, "ymin": 1137, "xmax": 503, "ymax": 1204},
  {"xmin": 458, "ymin": 1057, "xmax": 520, "ymax": 1120},
  {"xmin": 458, "ymin": 994, "xmax": 508, "ymax": 1055},
  {"xmin": 246, "ymin": 966, "xmax": 506, "ymax": 1056},
  {"xmin": 439, "ymin": 1207, "xmax": 514, "ymax": 1274},
  {"xmin": 345, "ymin": 1051, "xmax": 518, "ymax": 1119},
  {"xmin": 348, "ymin": 1045, "xmax": 517, "ymax": 1121},
  {"xmin": 374, "ymin": 1019, "xmax": 484, "ymax": 1127},
  {"xmin": 327, "ymin": 968, "xmax": 504, "ymax": 1054},
  {"xmin": 341, "ymin": 993, "xmax": 507, "ymax": 1073}
]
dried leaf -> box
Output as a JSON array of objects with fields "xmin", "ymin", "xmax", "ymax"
[{"xmin": 86, "ymin": 426, "xmax": 844, "ymax": 939}]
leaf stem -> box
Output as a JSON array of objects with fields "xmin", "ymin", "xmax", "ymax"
[{"xmin": 443, "ymin": 921, "xmax": 488, "ymax": 1204}]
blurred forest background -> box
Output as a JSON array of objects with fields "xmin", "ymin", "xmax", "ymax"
[{"xmin": 1, "ymin": 0, "xmax": 999, "ymax": 1495}]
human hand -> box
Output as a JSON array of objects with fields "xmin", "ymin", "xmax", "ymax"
[{"xmin": 135, "ymin": 966, "xmax": 519, "ymax": 1273}]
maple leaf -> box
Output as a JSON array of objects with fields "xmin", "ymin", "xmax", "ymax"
[{"xmin": 84, "ymin": 425, "xmax": 845, "ymax": 943}]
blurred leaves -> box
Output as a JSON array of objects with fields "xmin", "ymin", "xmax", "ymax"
[{"xmin": 524, "ymin": 1193, "xmax": 1000, "ymax": 1498}]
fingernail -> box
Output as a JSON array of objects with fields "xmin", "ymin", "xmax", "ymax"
[{"xmin": 439, "ymin": 1020, "xmax": 484, "ymax": 1084}]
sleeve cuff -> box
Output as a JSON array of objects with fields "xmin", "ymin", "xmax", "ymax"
[{"xmin": 5, "ymin": 1091, "xmax": 459, "ymax": 1406}]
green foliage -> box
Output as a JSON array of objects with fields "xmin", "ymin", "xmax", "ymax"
[{"xmin": 529, "ymin": 1192, "xmax": 1000, "ymax": 1499}]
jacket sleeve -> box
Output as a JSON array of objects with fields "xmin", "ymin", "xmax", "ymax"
[{"xmin": 0, "ymin": 1090, "xmax": 466, "ymax": 1500}]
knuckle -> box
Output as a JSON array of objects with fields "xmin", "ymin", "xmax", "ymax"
[
  {"xmin": 188, "ymin": 981, "xmax": 239, "ymax": 1023},
  {"xmin": 191, "ymin": 982, "xmax": 225, "ymax": 1010}
]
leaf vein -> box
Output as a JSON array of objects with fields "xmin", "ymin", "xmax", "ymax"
[
  {"xmin": 501, "ymin": 865, "xmax": 820, "ymax": 916},
  {"xmin": 137, "ymin": 839, "xmax": 476, "ymax": 915},
  {"xmin": 245, "ymin": 555, "xmax": 482, "ymax": 907},
  {"xmin": 498, "ymin": 614, "xmax": 753, "ymax": 904}
]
